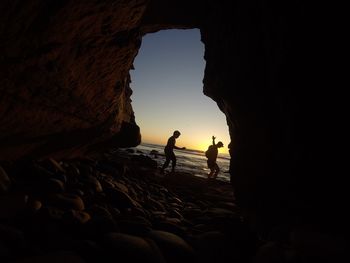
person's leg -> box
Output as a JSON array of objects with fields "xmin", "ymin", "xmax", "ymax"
[
  {"xmin": 208, "ymin": 168, "xmax": 214, "ymax": 179},
  {"xmin": 161, "ymin": 154, "xmax": 170, "ymax": 173},
  {"xmin": 170, "ymin": 152, "xmax": 176, "ymax": 173},
  {"xmin": 213, "ymin": 163, "xmax": 220, "ymax": 179},
  {"xmin": 207, "ymin": 160, "xmax": 214, "ymax": 179}
]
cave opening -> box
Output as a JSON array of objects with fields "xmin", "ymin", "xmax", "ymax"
[
  {"xmin": 129, "ymin": 29, "xmax": 231, "ymax": 181},
  {"xmin": 0, "ymin": 2, "xmax": 346, "ymax": 261}
]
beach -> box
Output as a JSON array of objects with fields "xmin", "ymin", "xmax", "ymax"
[
  {"xmin": 121, "ymin": 143, "xmax": 231, "ymax": 182},
  {"xmin": 0, "ymin": 147, "xmax": 258, "ymax": 263}
]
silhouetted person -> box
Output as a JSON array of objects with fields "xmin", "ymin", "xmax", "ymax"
[
  {"xmin": 160, "ymin": 130, "xmax": 186, "ymax": 174},
  {"xmin": 205, "ymin": 135, "xmax": 224, "ymax": 179}
]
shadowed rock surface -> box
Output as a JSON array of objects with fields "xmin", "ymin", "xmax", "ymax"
[
  {"xmin": 0, "ymin": 151, "xmax": 257, "ymax": 262},
  {"xmin": 0, "ymin": 1, "xmax": 347, "ymax": 262}
]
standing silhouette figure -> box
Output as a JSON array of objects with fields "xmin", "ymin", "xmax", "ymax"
[
  {"xmin": 205, "ymin": 135, "xmax": 224, "ymax": 179},
  {"xmin": 160, "ymin": 130, "xmax": 186, "ymax": 174}
]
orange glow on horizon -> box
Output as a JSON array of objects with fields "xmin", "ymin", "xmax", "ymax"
[{"xmin": 141, "ymin": 134, "xmax": 230, "ymax": 155}]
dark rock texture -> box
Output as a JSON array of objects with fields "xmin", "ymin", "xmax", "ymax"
[
  {"xmin": 0, "ymin": 0, "xmax": 345, "ymax": 251},
  {"xmin": 0, "ymin": 0, "xmax": 144, "ymax": 160}
]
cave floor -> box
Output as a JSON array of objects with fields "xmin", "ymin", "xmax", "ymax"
[{"xmin": 0, "ymin": 149, "xmax": 256, "ymax": 262}]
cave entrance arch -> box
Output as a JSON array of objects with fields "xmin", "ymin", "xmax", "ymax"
[{"xmin": 129, "ymin": 29, "xmax": 231, "ymax": 181}]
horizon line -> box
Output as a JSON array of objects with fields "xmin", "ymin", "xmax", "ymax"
[
  {"xmin": 140, "ymin": 141, "xmax": 205, "ymax": 153},
  {"xmin": 139, "ymin": 141, "xmax": 230, "ymax": 157}
]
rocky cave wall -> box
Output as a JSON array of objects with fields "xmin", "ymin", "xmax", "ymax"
[
  {"xmin": 0, "ymin": 0, "xmax": 345, "ymax": 234},
  {"xmin": 0, "ymin": 0, "xmax": 146, "ymax": 160}
]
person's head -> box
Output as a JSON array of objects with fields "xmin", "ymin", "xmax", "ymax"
[
  {"xmin": 173, "ymin": 130, "xmax": 181, "ymax": 138},
  {"xmin": 217, "ymin": 141, "xmax": 224, "ymax": 148}
]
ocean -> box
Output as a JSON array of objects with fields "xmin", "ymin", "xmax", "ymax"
[{"xmin": 122, "ymin": 143, "xmax": 231, "ymax": 182}]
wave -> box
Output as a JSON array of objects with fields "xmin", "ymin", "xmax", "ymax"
[
  {"xmin": 124, "ymin": 143, "xmax": 231, "ymax": 183},
  {"xmin": 141, "ymin": 142, "xmax": 230, "ymax": 160},
  {"xmin": 142, "ymin": 142, "xmax": 203, "ymax": 153}
]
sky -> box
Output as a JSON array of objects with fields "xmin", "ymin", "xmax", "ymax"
[{"xmin": 129, "ymin": 29, "xmax": 230, "ymax": 154}]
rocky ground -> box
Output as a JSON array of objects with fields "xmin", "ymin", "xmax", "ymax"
[{"xmin": 0, "ymin": 149, "xmax": 258, "ymax": 263}]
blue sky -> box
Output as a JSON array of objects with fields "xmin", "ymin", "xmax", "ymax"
[{"xmin": 130, "ymin": 29, "xmax": 230, "ymax": 153}]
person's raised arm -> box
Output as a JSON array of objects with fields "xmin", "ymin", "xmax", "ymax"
[{"xmin": 212, "ymin": 136, "xmax": 216, "ymax": 145}]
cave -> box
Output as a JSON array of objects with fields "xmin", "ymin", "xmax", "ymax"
[{"xmin": 0, "ymin": 1, "xmax": 346, "ymax": 262}]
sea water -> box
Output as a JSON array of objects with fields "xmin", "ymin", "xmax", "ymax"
[{"xmin": 123, "ymin": 143, "xmax": 231, "ymax": 182}]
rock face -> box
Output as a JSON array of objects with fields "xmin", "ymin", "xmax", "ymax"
[
  {"xmin": 0, "ymin": 0, "xmax": 344, "ymax": 237},
  {"xmin": 200, "ymin": 1, "xmax": 344, "ymax": 235},
  {"xmin": 0, "ymin": 0, "xmax": 144, "ymax": 160}
]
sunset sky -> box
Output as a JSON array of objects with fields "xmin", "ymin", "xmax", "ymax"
[{"xmin": 130, "ymin": 29, "xmax": 230, "ymax": 154}]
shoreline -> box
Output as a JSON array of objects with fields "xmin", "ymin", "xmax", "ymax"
[
  {"xmin": 117, "ymin": 146, "xmax": 231, "ymax": 183},
  {"xmin": 107, "ymin": 148, "xmax": 236, "ymax": 205},
  {"xmin": 129, "ymin": 143, "xmax": 231, "ymax": 160}
]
